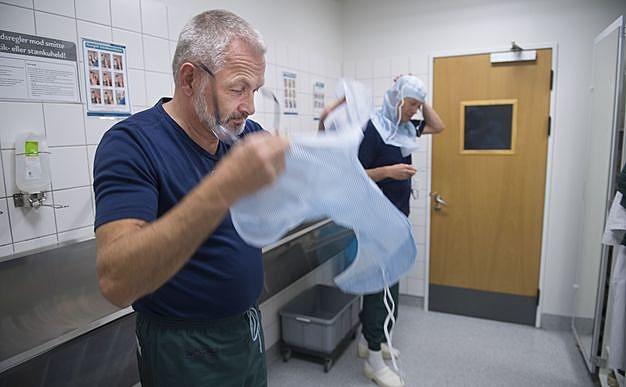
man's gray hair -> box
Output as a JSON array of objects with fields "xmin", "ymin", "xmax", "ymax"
[{"xmin": 172, "ymin": 10, "xmax": 266, "ymax": 86}]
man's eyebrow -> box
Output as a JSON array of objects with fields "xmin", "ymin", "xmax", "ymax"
[{"xmin": 229, "ymin": 76, "xmax": 264, "ymax": 90}]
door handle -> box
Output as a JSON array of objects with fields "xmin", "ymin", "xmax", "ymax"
[{"xmin": 430, "ymin": 192, "xmax": 448, "ymax": 211}]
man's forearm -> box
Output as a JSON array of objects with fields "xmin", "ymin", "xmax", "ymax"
[
  {"xmin": 96, "ymin": 173, "xmax": 233, "ymax": 307},
  {"xmin": 423, "ymin": 104, "xmax": 445, "ymax": 132},
  {"xmin": 366, "ymin": 166, "xmax": 388, "ymax": 182}
]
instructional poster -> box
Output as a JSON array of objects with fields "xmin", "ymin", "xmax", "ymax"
[
  {"xmin": 83, "ymin": 39, "xmax": 131, "ymax": 117},
  {"xmin": 312, "ymin": 80, "xmax": 325, "ymax": 120},
  {"xmin": 0, "ymin": 30, "xmax": 80, "ymax": 102},
  {"xmin": 282, "ymin": 71, "xmax": 297, "ymax": 115}
]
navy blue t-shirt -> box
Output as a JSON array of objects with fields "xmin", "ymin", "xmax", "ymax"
[
  {"xmin": 94, "ymin": 98, "xmax": 264, "ymax": 320},
  {"xmin": 358, "ymin": 120, "xmax": 424, "ymax": 216}
]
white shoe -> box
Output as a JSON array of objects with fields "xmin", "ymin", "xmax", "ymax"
[
  {"xmin": 364, "ymin": 361, "xmax": 405, "ymax": 387},
  {"xmin": 358, "ymin": 341, "xmax": 400, "ymax": 360}
]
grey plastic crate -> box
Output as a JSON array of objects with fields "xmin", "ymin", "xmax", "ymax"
[{"xmin": 279, "ymin": 284, "xmax": 360, "ymax": 354}]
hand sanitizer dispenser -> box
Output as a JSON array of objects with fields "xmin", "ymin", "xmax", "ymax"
[
  {"xmin": 13, "ymin": 132, "xmax": 56, "ymax": 209},
  {"xmin": 15, "ymin": 132, "xmax": 51, "ymax": 194}
]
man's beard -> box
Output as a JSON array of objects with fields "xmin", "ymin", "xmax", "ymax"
[{"xmin": 192, "ymin": 83, "xmax": 246, "ymax": 140}]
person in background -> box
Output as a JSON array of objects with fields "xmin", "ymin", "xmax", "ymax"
[
  {"xmin": 93, "ymin": 9, "xmax": 287, "ymax": 386},
  {"xmin": 320, "ymin": 75, "xmax": 444, "ymax": 387}
]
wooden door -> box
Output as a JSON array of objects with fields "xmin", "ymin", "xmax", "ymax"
[{"xmin": 429, "ymin": 49, "xmax": 552, "ymax": 325}]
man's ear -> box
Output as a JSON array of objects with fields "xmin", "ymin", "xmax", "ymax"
[{"xmin": 178, "ymin": 63, "xmax": 196, "ymax": 97}]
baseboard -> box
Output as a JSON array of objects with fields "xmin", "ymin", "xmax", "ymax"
[
  {"xmin": 540, "ymin": 313, "xmax": 572, "ymax": 331},
  {"xmin": 429, "ymin": 284, "xmax": 537, "ymax": 326},
  {"xmin": 399, "ymin": 294, "xmax": 424, "ymax": 308}
]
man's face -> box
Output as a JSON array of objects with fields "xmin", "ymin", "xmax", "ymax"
[
  {"xmin": 399, "ymin": 97, "xmax": 422, "ymax": 123},
  {"xmin": 193, "ymin": 39, "xmax": 265, "ymax": 136}
]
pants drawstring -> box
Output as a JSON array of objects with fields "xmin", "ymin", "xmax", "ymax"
[{"xmin": 246, "ymin": 307, "xmax": 263, "ymax": 354}]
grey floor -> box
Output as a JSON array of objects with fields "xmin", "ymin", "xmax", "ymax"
[{"xmin": 267, "ymin": 303, "xmax": 598, "ymax": 387}]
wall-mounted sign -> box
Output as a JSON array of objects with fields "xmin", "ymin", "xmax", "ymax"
[
  {"xmin": 82, "ymin": 39, "xmax": 131, "ymax": 117},
  {"xmin": 282, "ymin": 71, "xmax": 297, "ymax": 115},
  {"xmin": 312, "ymin": 80, "xmax": 325, "ymax": 120},
  {"xmin": 0, "ymin": 30, "xmax": 80, "ymax": 103}
]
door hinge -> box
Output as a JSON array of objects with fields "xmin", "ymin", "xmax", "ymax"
[
  {"xmin": 550, "ymin": 70, "xmax": 554, "ymax": 90},
  {"xmin": 536, "ymin": 288, "xmax": 540, "ymax": 305},
  {"xmin": 547, "ymin": 116, "xmax": 551, "ymax": 137}
]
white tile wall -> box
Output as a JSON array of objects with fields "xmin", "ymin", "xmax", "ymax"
[
  {"xmin": 58, "ymin": 226, "xmax": 94, "ymax": 242},
  {"xmin": 0, "ymin": 199, "xmax": 12, "ymax": 245},
  {"xmin": 407, "ymin": 278, "xmax": 424, "ymax": 297},
  {"xmin": 77, "ymin": 20, "xmax": 112, "ymax": 58},
  {"xmin": 53, "ymin": 186, "xmax": 94, "ymax": 232},
  {"xmin": 34, "ymin": 0, "xmax": 74, "ymax": 17},
  {"xmin": 43, "ymin": 104, "xmax": 86, "ymax": 147},
  {"xmin": 75, "ymin": 0, "xmax": 111, "ymax": 26},
  {"xmin": 0, "ymin": 244, "xmax": 13, "ymax": 257},
  {"xmin": 374, "ymin": 77, "xmax": 391, "ymax": 97},
  {"xmin": 2, "ymin": 0, "xmax": 33, "ymax": 8},
  {"xmin": 35, "ymin": 11, "xmax": 78, "ymax": 45},
  {"xmin": 409, "ymin": 54, "xmax": 428, "ymax": 76},
  {"xmin": 413, "ymin": 151, "xmax": 428, "ymax": 167},
  {"xmin": 391, "ymin": 56, "xmax": 409, "ymax": 76},
  {"xmin": 287, "ymin": 45, "xmax": 299, "ymax": 69},
  {"xmin": 408, "ymin": 258, "xmax": 425, "ymax": 279},
  {"xmin": 298, "ymin": 48, "xmax": 310, "ymax": 73},
  {"xmin": 112, "ymin": 29, "xmax": 144, "ymax": 69},
  {"xmin": 145, "ymin": 71, "xmax": 172, "ymax": 103},
  {"xmin": 142, "ymin": 35, "xmax": 170, "ymax": 73},
  {"xmin": 141, "ymin": 0, "xmax": 168, "ymax": 38},
  {"xmin": 0, "ymin": 102, "xmax": 44, "ymax": 149},
  {"xmin": 166, "ymin": 5, "xmax": 193, "ymax": 41},
  {"xmin": 1, "ymin": 150, "xmax": 17, "ymax": 195},
  {"xmin": 14, "ymin": 234, "xmax": 57, "ymax": 253},
  {"xmin": 374, "ymin": 57, "xmax": 390, "ymax": 78},
  {"xmin": 356, "ymin": 59, "xmax": 373, "ymax": 79},
  {"xmin": 0, "ymin": 161, "xmax": 5, "ymax": 197},
  {"xmin": 0, "ymin": 1, "xmax": 342, "ymax": 258},
  {"xmin": 85, "ymin": 116, "xmax": 117, "ymax": 145},
  {"xmin": 127, "ymin": 69, "xmax": 147, "ymax": 106},
  {"xmin": 8, "ymin": 204, "xmax": 56, "ymax": 242},
  {"xmin": 274, "ymin": 43, "xmax": 287, "ymax": 68},
  {"xmin": 49, "ymin": 147, "xmax": 90, "ymax": 189},
  {"xmin": 111, "ymin": 0, "xmax": 141, "ymax": 32},
  {"xmin": 86, "ymin": 145, "xmax": 97, "ymax": 184},
  {"xmin": 342, "ymin": 60, "xmax": 356, "ymax": 78},
  {"xmin": 0, "ymin": 3, "xmax": 36, "ymax": 34}
]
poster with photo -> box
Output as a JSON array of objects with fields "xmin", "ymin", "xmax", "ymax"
[
  {"xmin": 282, "ymin": 71, "xmax": 297, "ymax": 115},
  {"xmin": 312, "ymin": 80, "xmax": 325, "ymax": 120},
  {"xmin": 83, "ymin": 39, "xmax": 131, "ymax": 117}
]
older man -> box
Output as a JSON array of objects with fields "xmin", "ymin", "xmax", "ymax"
[{"xmin": 93, "ymin": 10, "xmax": 287, "ymax": 387}]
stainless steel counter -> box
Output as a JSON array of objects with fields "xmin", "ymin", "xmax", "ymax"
[{"xmin": 0, "ymin": 219, "xmax": 354, "ymax": 382}]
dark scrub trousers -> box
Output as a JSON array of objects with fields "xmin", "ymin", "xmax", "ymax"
[
  {"xmin": 93, "ymin": 99, "xmax": 269, "ymax": 386},
  {"xmin": 357, "ymin": 120, "xmax": 424, "ymax": 351},
  {"xmin": 136, "ymin": 308, "xmax": 266, "ymax": 387},
  {"xmin": 360, "ymin": 283, "xmax": 400, "ymax": 351}
]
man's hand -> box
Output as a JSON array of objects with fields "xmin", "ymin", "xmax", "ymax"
[
  {"xmin": 385, "ymin": 163, "xmax": 417, "ymax": 180},
  {"xmin": 212, "ymin": 132, "xmax": 289, "ymax": 205}
]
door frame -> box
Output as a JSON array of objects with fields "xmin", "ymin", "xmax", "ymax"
[{"xmin": 424, "ymin": 43, "xmax": 559, "ymax": 328}]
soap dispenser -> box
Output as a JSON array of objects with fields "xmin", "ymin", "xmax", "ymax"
[{"xmin": 13, "ymin": 132, "xmax": 65, "ymax": 209}]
